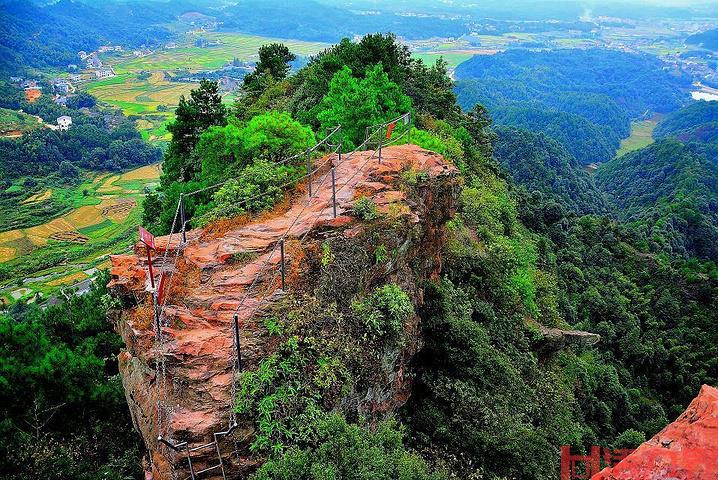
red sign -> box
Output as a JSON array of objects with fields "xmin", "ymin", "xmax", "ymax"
[
  {"xmin": 386, "ymin": 121, "xmax": 397, "ymax": 139},
  {"xmin": 561, "ymin": 446, "xmax": 634, "ymax": 480},
  {"xmin": 139, "ymin": 226, "xmax": 155, "ymax": 249},
  {"xmin": 156, "ymin": 272, "xmax": 167, "ymax": 304}
]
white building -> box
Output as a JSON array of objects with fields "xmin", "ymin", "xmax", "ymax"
[
  {"xmin": 57, "ymin": 116, "xmax": 72, "ymax": 131},
  {"xmin": 94, "ymin": 68, "xmax": 115, "ymax": 79}
]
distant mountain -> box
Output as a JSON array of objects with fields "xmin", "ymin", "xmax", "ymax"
[
  {"xmin": 454, "ymin": 48, "xmax": 689, "ymax": 165},
  {"xmin": 218, "ymin": 0, "xmax": 467, "ymax": 42},
  {"xmin": 654, "ymin": 102, "xmax": 718, "ymax": 165},
  {"xmin": 494, "ymin": 126, "xmax": 607, "ymax": 215},
  {"xmin": 490, "ymin": 103, "xmax": 620, "ymax": 165},
  {"xmin": 455, "ymin": 49, "xmax": 690, "ymax": 118},
  {"xmin": 596, "ymin": 139, "xmax": 718, "ymax": 261},
  {"xmin": 0, "ymin": 0, "xmax": 176, "ymax": 76},
  {"xmin": 686, "ymin": 28, "xmax": 718, "ymax": 51}
]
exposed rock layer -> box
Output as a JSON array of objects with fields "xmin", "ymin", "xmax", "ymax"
[
  {"xmin": 593, "ymin": 384, "xmax": 718, "ymax": 480},
  {"xmin": 109, "ymin": 145, "xmax": 458, "ymax": 479}
]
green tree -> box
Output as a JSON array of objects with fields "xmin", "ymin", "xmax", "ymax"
[
  {"xmin": 317, "ymin": 64, "xmax": 412, "ymax": 148},
  {"xmin": 163, "ymin": 79, "xmax": 227, "ymax": 184},
  {"xmin": 251, "ymin": 414, "xmax": 445, "ymax": 480},
  {"xmin": 244, "ymin": 43, "xmax": 296, "ymax": 92}
]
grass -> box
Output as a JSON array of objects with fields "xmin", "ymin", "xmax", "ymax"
[
  {"xmin": 412, "ymin": 52, "xmax": 475, "ymax": 68},
  {"xmin": 616, "ymin": 119, "xmax": 658, "ymax": 157},
  {"xmin": 0, "ymin": 108, "xmax": 41, "ymax": 135}
]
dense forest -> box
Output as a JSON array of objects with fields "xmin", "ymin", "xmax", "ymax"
[
  {"xmin": 454, "ymin": 48, "xmax": 691, "ymax": 163},
  {"xmin": 0, "ymin": 272, "xmax": 142, "ymax": 480},
  {"xmin": 0, "ymin": 0, "xmax": 175, "ymax": 76},
  {"xmin": 596, "ymin": 139, "xmax": 718, "ymax": 261},
  {"xmin": 493, "ymin": 126, "xmax": 607, "ymax": 215},
  {"xmin": 686, "ymin": 27, "xmax": 718, "ymax": 50}
]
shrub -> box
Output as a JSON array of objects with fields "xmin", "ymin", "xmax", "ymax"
[
  {"xmin": 251, "ymin": 414, "xmax": 445, "ymax": 480},
  {"xmin": 353, "ymin": 196, "xmax": 378, "ymax": 221},
  {"xmin": 352, "ymin": 283, "xmax": 413, "ymax": 337}
]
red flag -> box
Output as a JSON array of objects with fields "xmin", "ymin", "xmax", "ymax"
[
  {"xmin": 139, "ymin": 226, "xmax": 155, "ymax": 249},
  {"xmin": 386, "ymin": 121, "xmax": 397, "ymax": 139},
  {"xmin": 156, "ymin": 272, "xmax": 167, "ymax": 304}
]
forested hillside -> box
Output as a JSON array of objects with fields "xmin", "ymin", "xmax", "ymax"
[
  {"xmin": 493, "ymin": 126, "xmax": 607, "ymax": 214},
  {"xmin": 596, "ymin": 139, "xmax": 718, "ymax": 261},
  {"xmin": 654, "ymin": 101, "xmax": 718, "ymax": 142},
  {"xmin": 686, "ymin": 27, "xmax": 718, "ymax": 50},
  {"xmin": 454, "ymin": 48, "xmax": 690, "ymax": 163},
  {"xmin": 0, "ymin": 0, "xmax": 175, "ymax": 75}
]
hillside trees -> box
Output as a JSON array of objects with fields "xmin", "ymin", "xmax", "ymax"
[
  {"xmin": 317, "ymin": 64, "xmax": 412, "ymax": 147},
  {"xmin": 163, "ymin": 79, "xmax": 227, "ymax": 184},
  {"xmin": 0, "ymin": 272, "xmax": 141, "ymax": 479},
  {"xmin": 243, "ymin": 43, "xmax": 296, "ymax": 92}
]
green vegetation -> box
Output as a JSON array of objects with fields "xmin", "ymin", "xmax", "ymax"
[
  {"xmin": 596, "ymin": 139, "xmax": 718, "ymax": 261},
  {"xmin": 0, "ymin": 108, "xmax": 39, "ymax": 134},
  {"xmin": 454, "ymin": 48, "xmax": 690, "ymax": 163},
  {"xmin": 653, "ymin": 101, "xmax": 718, "ymax": 140},
  {"xmin": 251, "ymin": 414, "xmax": 444, "ymax": 480},
  {"xmin": 0, "ymin": 271, "xmax": 142, "ymax": 479},
  {"xmin": 493, "ymin": 126, "xmax": 607, "ymax": 214},
  {"xmin": 616, "ymin": 119, "xmax": 657, "ymax": 157}
]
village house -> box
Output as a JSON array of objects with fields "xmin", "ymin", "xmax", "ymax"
[
  {"xmin": 78, "ymin": 51, "xmax": 89, "ymax": 60},
  {"xmin": 87, "ymin": 55, "xmax": 103, "ymax": 68},
  {"xmin": 94, "ymin": 68, "xmax": 115, "ymax": 79},
  {"xmin": 57, "ymin": 116, "xmax": 72, "ymax": 131},
  {"xmin": 69, "ymin": 74, "xmax": 82, "ymax": 82}
]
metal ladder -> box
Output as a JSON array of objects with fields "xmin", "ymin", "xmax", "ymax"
[{"xmin": 159, "ymin": 422, "xmax": 239, "ymax": 480}]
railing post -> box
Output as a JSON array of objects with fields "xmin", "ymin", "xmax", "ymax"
[
  {"xmin": 378, "ymin": 127, "xmax": 383, "ymax": 164},
  {"xmin": 233, "ymin": 314, "xmax": 242, "ymax": 372},
  {"xmin": 179, "ymin": 193, "xmax": 187, "ymax": 244},
  {"xmin": 331, "ymin": 167, "xmax": 337, "ymax": 218},
  {"xmin": 407, "ymin": 112, "xmax": 412, "ymax": 145},
  {"xmin": 153, "ymin": 292, "xmax": 161, "ymax": 340},
  {"xmin": 280, "ymin": 239, "xmax": 286, "ymax": 290},
  {"xmin": 306, "ymin": 149, "xmax": 312, "ymax": 197}
]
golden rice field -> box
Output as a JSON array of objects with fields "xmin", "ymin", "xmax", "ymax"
[{"xmin": 21, "ymin": 189, "xmax": 52, "ymax": 204}]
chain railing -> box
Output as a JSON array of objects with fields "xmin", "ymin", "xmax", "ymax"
[{"xmin": 147, "ymin": 113, "xmax": 412, "ymax": 480}]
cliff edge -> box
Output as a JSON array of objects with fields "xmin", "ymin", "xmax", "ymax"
[
  {"xmin": 593, "ymin": 384, "xmax": 718, "ymax": 480},
  {"xmin": 108, "ymin": 144, "xmax": 458, "ymax": 479}
]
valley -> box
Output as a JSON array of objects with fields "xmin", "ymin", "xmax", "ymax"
[{"xmin": 1, "ymin": 1, "xmax": 718, "ymax": 479}]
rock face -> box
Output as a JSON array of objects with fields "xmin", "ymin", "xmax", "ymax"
[
  {"xmin": 108, "ymin": 145, "xmax": 458, "ymax": 479},
  {"xmin": 592, "ymin": 384, "xmax": 718, "ymax": 480}
]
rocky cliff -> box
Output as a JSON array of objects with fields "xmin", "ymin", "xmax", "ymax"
[
  {"xmin": 108, "ymin": 145, "xmax": 458, "ymax": 479},
  {"xmin": 592, "ymin": 384, "xmax": 718, "ymax": 480}
]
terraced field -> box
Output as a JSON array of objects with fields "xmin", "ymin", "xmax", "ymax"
[
  {"xmin": 0, "ymin": 164, "xmax": 161, "ymax": 304},
  {"xmin": 86, "ymin": 32, "xmax": 328, "ymax": 142}
]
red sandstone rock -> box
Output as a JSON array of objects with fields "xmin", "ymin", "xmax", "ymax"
[
  {"xmin": 109, "ymin": 145, "xmax": 458, "ymax": 479},
  {"xmin": 592, "ymin": 384, "xmax": 718, "ymax": 480}
]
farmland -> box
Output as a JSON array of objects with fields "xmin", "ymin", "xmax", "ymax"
[
  {"xmin": 616, "ymin": 118, "xmax": 659, "ymax": 157},
  {"xmin": 0, "ymin": 163, "xmax": 160, "ymax": 304},
  {"xmin": 86, "ymin": 32, "xmax": 329, "ymax": 142}
]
